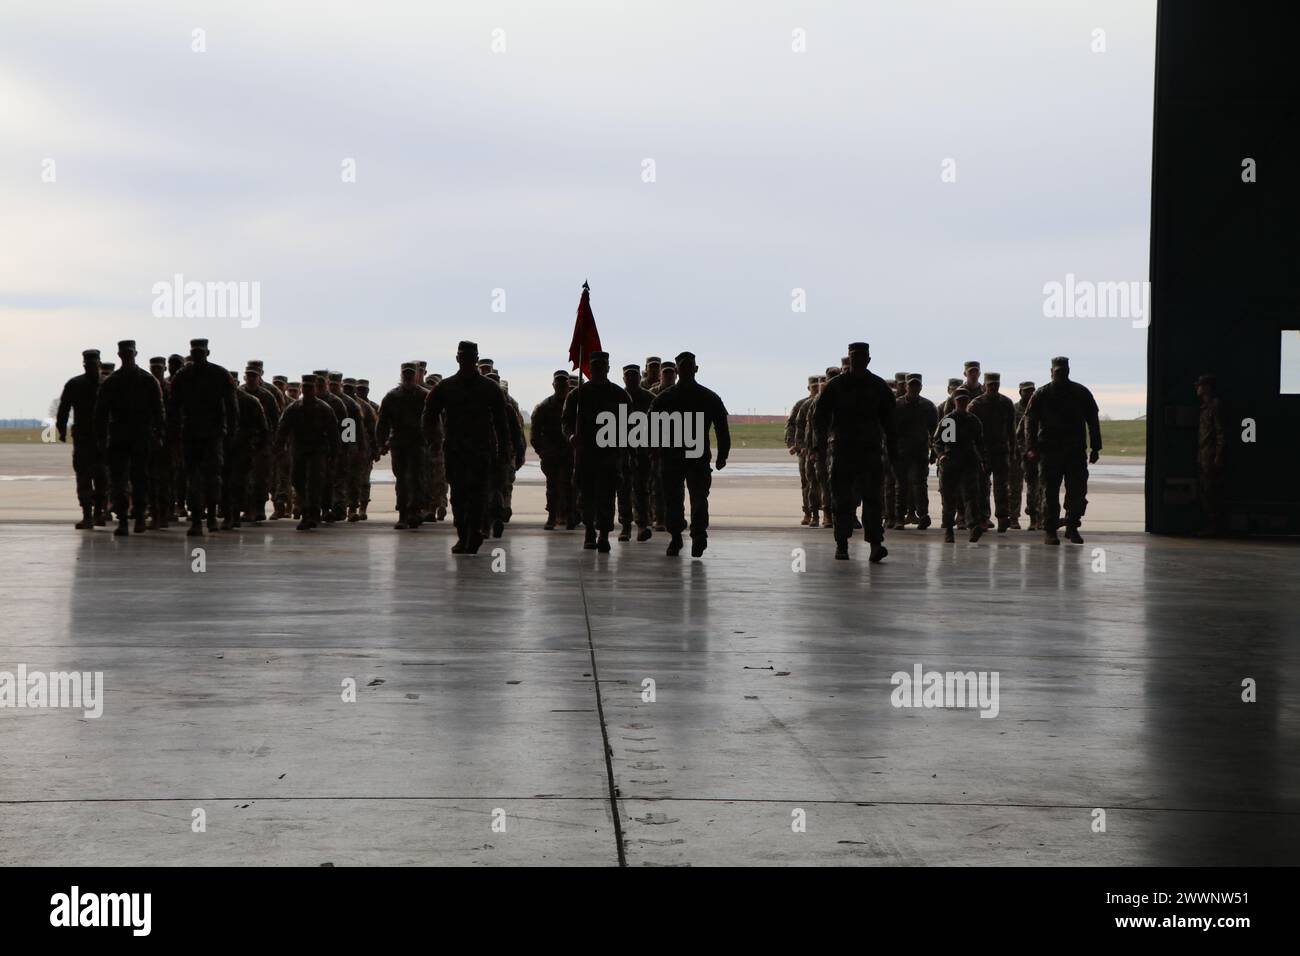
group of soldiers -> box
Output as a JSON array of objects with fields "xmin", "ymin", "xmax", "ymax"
[{"xmin": 785, "ymin": 349, "xmax": 1104, "ymax": 557}]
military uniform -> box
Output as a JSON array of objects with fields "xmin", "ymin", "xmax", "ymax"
[
  {"xmin": 312, "ymin": 370, "xmax": 350, "ymax": 522},
  {"xmin": 147, "ymin": 358, "xmax": 174, "ymax": 528},
  {"xmin": 811, "ymin": 345, "xmax": 897, "ymax": 560},
  {"xmin": 1024, "ymin": 358, "xmax": 1101, "ymax": 544},
  {"xmin": 168, "ymin": 339, "xmax": 239, "ymax": 533},
  {"xmin": 649, "ymin": 353, "xmax": 730, "ymax": 557},
  {"xmin": 378, "ymin": 365, "xmax": 429, "ymax": 529},
  {"xmin": 800, "ymin": 373, "xmax": 835, "ymax": 527},
  {"xmin": 485, "ymin": 373, "xmax": 526, "ymax": 537},
  {"xmin": 883, "ymin": 373, "xmax": 907, "ymax": 528},
  {"xmin": 241, "ymin": 369, "xmax": 281, "ymax": 522},
  {"xmin": 57, "ymin": 351, "xmax": 108, "ymax": 527},
  {"xmin": 422, "ymin": 344, "xmax": 511, "ymax": 553},
  {"xmin": 618, "ymin": 366, "xmax": 655, "ymax": 539},
  {"xmin": 893, "ymin": 374, "xmax": 938, "ymax": 528},
  {"xmin": 933, "ymin": 390, "xmax": 985, "ymax": 542},
  {"xmin": 786, "ymin": 377, "xmax": 818, "ymax": 524},
  {"xmin": 93, "ymin": 344, "xmax": 165, "ymax": 535},
  {"xmin": 223, "ymin": 375, "xmax": 270, "ymax": 529},
  {"xmin": 273, "ymin": 376, "xmax": 341, "ymax": 530},
  {"xmin": 355, "ymin": 379, "xmax": 382, "ymax": 519},
  {"xmin": 968, "ymin": 373, "xmax": 1017, "ymax": 530},
  {"xmin": 1011, "ymin": 383, "xmax": 1038, "ymax": 529},
  {"xmin": 562, "ymin": 357, "xmax": 631, "ymax": 547},
  {"xmin": 531, "ymin": 372, "xmax": 576, "ymax": 529}
]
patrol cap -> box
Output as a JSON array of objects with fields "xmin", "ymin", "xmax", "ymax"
[
  {"xmin": 401, "ymin": 362, "xmax": 417, "ymax": 372},
  {"xmin": 327, "ymin": 371, "xmax": 343, "ymax": 382},
  {"xmin": 342, "ymin": 377, "xmax": 357, "ymax": 386},
  {"xmin": 82, "ymin": 349, "xmax": 101, "ymax": 359},
  {"xmin": 101, "ymin": 362, "xmax": 116, "ymax": 371},
  {"xmin": 553, "ymin": 370, "xmax": 570, "ymax": 381},
  {"xmin": 1018, "ymin": 381, "xmax": 1035, "ymax": 390},
  {"xmin": 272, "ymin": 375, "xmax": 288, "ymax": 384},
  {"xmin": 622, "ymin": 363, "xmax": 640, "ymax": 373},
  {"xmin": 907, "ymin": 373, "xmax": 922, "ymax": 384},
  {"xmin": 947, "ymin": 377, "xmax": 961, "ymax": 388},
  {"xmin": 675, "ymin": 351, "xmax": 695, "ymax": 365},
  {"xmin": 429, "ymin": 374, "xmax": 443, "ymax": 383},
  {"xmin": 568, "ymin": 374, "xmax": 579, "ymax": 383},
  {"xmin": 807, "ymin": 375, "xmax": 820, "ymax": 385},
  {"xmin": 149, "ymin": 356, "xmax": 167, "ymax": 368},
  {"xmin": 287, "ymin": 381, "xmax": 301, "ymax": 389},
  {"xmin": 457, "ymin": 341, "xmax": 478, "ymax": 356},
  {"xmin": 825, "ymin": 366, "xmax": 839, "ymax": 376},
  {"xmin": 117, "ymin": 339, "xmax": 137, "ymax": 352},
  {"xmin": 660, "ymin": 361, "xmax": 676, "ymax": 370},
  {"xmin": 356, "ymin": 379, "xmax": 369, "ymax": 387},
  {"xmin": 894, "ymin": 372, "xmax": 907, "ymax": 382},
  {"xmin": 302, "ymin": 374, "xmax": 318, "ymax": 385},
  {"xmin": 190, "ymin": 338, "xmax": 209, "ymax": 352},
  {"xmin": 589, "ymin": 351, "xmax": 610, "ymax": 362},
  {"xmin": 313, "ymin": 369, "xmax": 329, "ymax": 378},
  {"xmin": 646, "ymin": 356, "xmax": 662, "ymax": 365},
  {"xmin": 963, "ymin": 360, "xmax": 980, "ymax": 370},
  {"xmin": 248, "ymin": 359, "xmax": 265, "ymax": 370},
  {"xmin": 847, "ymin": 342, "xmax": 869, "ymax": 354},
  {"xmin": 953, "ymin": 387, "xmax": 972, "ymax": 399},
  {"xmin": 984, "ymin": 372, "xmax": 1001, "ymax": 383},
  {"xmin": 244, "ymin": 364, "xmax": 261, "ymax": 375},
  {"xmin": 1051, "ymin": 356, "xmax": 1070, "ymax": 368},
  {"xmin": 416, "ymin": 360, "xmax": 427, "ymax": 369},
  {"xmin": 818, "ymin": 375, "xmax": 828, "ymax": 383}
]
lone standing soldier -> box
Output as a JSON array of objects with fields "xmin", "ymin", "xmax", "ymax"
[
  {"xmin": 1195, "ymin": 373, "xmax": 1227, "ymax": 536},
  {"xmin": 377, "ymin": 363, "xmax": 429, "ymax": 530},
  {"xmin": 168, "ymin": 338, "xmax": 239, "ymax": 536},
  {"xmin": 649, "ymin": 350, "xmax": 730, "ymax": 558},
  {"xmin": 423, "ymin": 341, "xmax": 511, "ymax": 554},
  {"xmin": 57, "ymin": 348, "xmax": 108, "ymax": 528},
  {"xmin": 811, "ymin": 343, "xmax": 896, "ymax": 561},
  {"xmin": 93, "ymin": 340, "xmax": 165, "ymax": 536},
  {"xmin": 787, "ymin": 375, "xmax": 819, "ymax": 525},
  {"xmin": 892, "ymin": 373, "xmax": 938, "ymax": 529},
  {"xmin": 1025, "ymin": 356, "xmax": 1102, "ymax": 545},
  {"xmin": 273, "ymin": 374, "xmax": 341, "ymax": 531},
  {"xmin": 531, "ymin": 370, "xmax": 577, "ymax": 530},
  {"xmin": 618, "ymin": 362, "xmax": 655, "ymax": 542},
  {"xmin": 968, "ymin": 372, "xmax": 1017, "ymax": 532},
  {"xmin": 1012, "ymin": 381, "xmax": 1038, "ymax": 530},
  {"xmin": 563, "ymin": 351, "xmax": 630, "ymax": 553},
  {"xmin": 933, "ymin": 387, "xmax": 985, "ymax": 543}
]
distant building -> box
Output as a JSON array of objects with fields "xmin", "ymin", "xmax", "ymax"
[{"xmin": 0, "ymin": 419, "xmax": 42, "ymax": 429}]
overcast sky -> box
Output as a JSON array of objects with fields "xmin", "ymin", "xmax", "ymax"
[{"xmin": 1, "ymin": 0, "xmax": 1156, "ymax": 419}]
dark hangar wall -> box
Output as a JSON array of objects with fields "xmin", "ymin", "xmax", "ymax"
[{"xmin": 1146, "ymin": 0, "xmax": 1300, "ymax": 533}]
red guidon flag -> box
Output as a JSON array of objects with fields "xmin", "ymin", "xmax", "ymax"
[{"xmin": 568, "ymin": 280, "xmax": 602, "ymax": 379}]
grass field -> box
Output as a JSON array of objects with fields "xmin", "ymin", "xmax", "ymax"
[{"xmin": 2, "ymin": 420, "xmax": 1149, "ymax": 454}]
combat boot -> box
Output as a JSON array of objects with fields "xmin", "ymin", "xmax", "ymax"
[
  {"xmin": 868, "ymin": 542, "xmax": 888, "ymax": 563},
  {"xmin": 618, "ymin": 524, "xmax": 632, "ymax": 542},
  {"xmin": 969, "ymin": 524, "xmax": 984, "ymax": 543},
  {"xmin": 917, "ymin": 515, "xmax": 932, "ymax": 530},
  {"xmin": 76, "ymin": 507, "xmax": 94, "ymax": 530},
  {"xmin": 943, "ymin": 527, "xmax": 955, "ymax": 543},
  {"xmin": 636, "ymin": 526, "xmax": 652, "ymax": 542},
  {"xmin": 565, "ymin": 515, "xmax": 578, "ymax": 530},
  {"xmin": 207, "ymin": 510, "xmax": 220, "ymax": 533},
  {"xmin": 835, "ymin": 541, "xmax": 849, "ymax": 560},
  {"xmin": 296, "ymin": 515, "xmax": 311, "ymax": 531},
  {"xmin": 820, "ymin": 514, "xmax": 833, "ymax": 528},
  {"xmin": 690, "ymin": 533, "xmax": 707, "ymax": 557},
  {"xmin": 436, "ymin": 505, "xmax": 446, "ymax": 521},
  {"xmin": 597, "ymin": 530, "xmax": 612, "ymax": 553},
  {"xmin": 809, "ymin": 509, "xmax": 819, "ymax": 526},
  {"xmin": 583, "ymin": 529, "xmax": 597, "ymax": 550},
  {"xmin": 666, "ymin": 533, "xmax": 683, "ymax": 556},
  {"xmin": 1009, "ymin": 517, "xmax": 1022, "ymax": 530},
  {"xmin": 114, "ymin": 517, "xmax": 130, "ymax": 537},
  {"xmin": 94, "ymin": 506, "xmax": 107, "ymax": 526},
  {"xmin": 492, "ymin": 519, "xmax": 504, "ymax": 538},
  {"xmin": 1044, "ymin": 527, "xmax": 1061, "ymax": 545},
  {"xmin": 1064, "ymin": 524, "xmax": 1084, "ymax": 544},
  {"xmin": 544, "ymin": 515, "xmax": 556, "ymax": 530},
  {"xmin": 187, "ymin": 518, "xmax": 203, "ymax": 537},
  {"xmin": 800, "ymin": 511, "xmax": 811, "ymax": 526},
  {"xmin": 466, "ymin": 532, "xmax": 485, "ymax": 554},
  {"xmin": 997, "ymin": 516, "xmax": 1009, "ymax": 533},
  {"xmin": 134, "ymin": 515, "xmax": 147, "ymax": 534},
  {"xmin": 347, "ymin": 507, "xmax": 361, "ymax": 522},
  {"xmin": 451, "ymin": 535, "xmax": 466, "ymax": 553}
]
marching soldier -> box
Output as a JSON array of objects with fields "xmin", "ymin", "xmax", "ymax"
[
  {"xmin": 532, "ymin": 371, "xmax": 577, "ymax": 530},
  {"xmin": 618, "ymin": 363, "xmax": 654, "ymax": 542},
  {"xmin": 563, "ymin": 351, "xmax": 630, "ymax": 553},
  {"xmin": 93, "ymin": 340, "xmax": 165, "ymax": 536},
  {"xmin": 969, "ymin": 372, "xmax": 1017, "ymax": 532},
  {"xmin": 1025, "ymin": 357, "xmax": 1102, "ymax": 545},
  {"xmin": 56, "ymin": 348, "xmax": 108, "ymax": 529},
  {"xmin": 222, "ymin": 370, "xmax": 269, "ymax": 530},
  {"xmin": 1012, "ymin": 381, "xmax": 1038, "ymax": 530},
  {"xmin": 892, "ymin": 373, "xmax": 937, "ymax": 529},
  {"xmin": 933, "ymin": 387, "xmax": 985, "ymax": 543},
  {"xmin": 168, "ymin": 338, "xmax": 239, "ymax": 536},
  {"xmin": 377, "ymin": 363, "xmax": 429, "ymax": 530},
  {"xmin": 786, "ymin": 375, "xmax": 819, "ymax": 525},
  {"xmin": 273, "ymin": 374, "xmax": 340, "ymax": 531}
]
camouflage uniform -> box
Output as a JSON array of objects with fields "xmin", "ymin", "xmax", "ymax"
[
  {"xmin": 242, "ymin": 374, "xmax": 281, "ymax": 521},
  {"xmin": 342, "ymin": 378, "xmax": 378, "ymax": 520},
  {"xmin": 786, "ymin": 379, "xmax": 817, "ymax": 522},
  {"xmin": 800, "ymin": 373, "xmax": 835, "ymax": 527},
  {"xmin": 562, "ymin": 371, "xmax": 630, "ymax": 537},
  {"xmin": 422, "ymin": 352, "xmax": 511, "ymax": 551},
  {"xmin": 968, "ymin": 375, "xmax": 1017, "ymax": 528},
  {"xmin": 618, "ymin": 370, "xmax": 655, "ymax": 535},
  {"xmin": 223, "ymin": 380, "xmax": 269, "ymax": 529},
  {"xmin": 273, "ymin": 378, "xmax": 340, "ymax": 529},
  {"xmin": 531, "ymin": 374, "xmax": 575, "ymax": 528},
  {"xmin": 93, "ymin": 353, "xmax": 165, "ymax": 533},
  {"xmin": 1024, "ymin": 359, "xmax": 1101, "ymax": 539},
  {"xmin": 933, "ymin": 399, "xmax": 984, "ymax": 535},
  {"xmin": 487, "ymin": 377, "xmax": 526, "ymax": 536},
  {"xmin": 352, "ymin": 379, "xmax": 382, "ymax": 518},
  {"xmin": 377, "ymin": 368, "xmax": 429, "ymax": 527},
  {"xmin": 648, "ymin": 369, "xmax": 730, "ymax": 550},
  {"xmin": 57, "ymin": 354, "xmax": 108, "ymax": 525},
  {"xmin": 312, "ymin": 371, "xmax": 349, "ymax": 521},
  {"xmin": 168, "ymin": 342, "xmax": 239, "ymax": 530},
  {"xmin": 1011, "ymin": 384, "xmax": 1038, "ymax": 529},
  {"xmin": 893, "ymin": 377, "xmax": 938, "ymax": 526}
]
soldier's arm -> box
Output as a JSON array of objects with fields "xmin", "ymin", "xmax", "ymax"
[
  {"xmin": 712, "ymin": 392, "xmax": 731, "ymax": 465},
  {"xmin": 376, "ymin": 395, "xmax": 393, "ymax": 448},
  {"xmin": 253, "ymin": 402, "xmax": 269, "ymax": 448},
  {"xmin": 508, "ymin": 403, "xmax": 525, "ymax": 463},
  {"xmin": 222, "ymin": 374, "xmax": 239, "ymax": 438},
  {"xmin": 529, "ymin": 404, "xmax": 547, "ymax": 455},
  {"xmin": 1084, "ymin": 387, "xmax": 1102, "ymax": 454},
  {"xmin": 149, "ymin": 375, "xmax": 165, "ymax": 440},
  {"xmin": 810, "ymin": 392, "xmax": 830, "ymax": 452},
  {"xmin": 971, "ymin": 417, "xmax": 986, "ymax": 468},
  {"xmin": 880, "ymin": 385, "xmax": 899, "ymax": 461},
  {"xmin": 92, "ymin": 380, "xmax": 111, "ymax": 448},
  {"xmin": 56, "ymin": 379, "xmax": 74, "ymax": 435},
  {"xmin": 421, "ymin": 387, "xmax": 443, "ymax": 446},
  {"xmin": 489, "ymin": 387, "xmax": 511, "ymax": 458},
  {"xmin": 561, "ymin": 390, "xmax": 577, "ymax": 441},
  {"xmin": 784, "ymin": 402, "xmax": 800, "ymax": 449},
  {"xmin": 272, "ymin": 404, "xmax": 294, "ymax": 453},
  {"xmin": 1024, "ymin": 391, "xmax": 1041, "ymax": 455}
]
